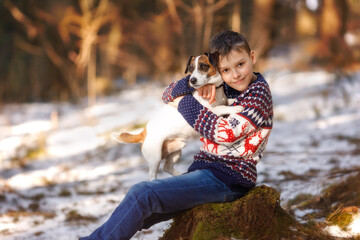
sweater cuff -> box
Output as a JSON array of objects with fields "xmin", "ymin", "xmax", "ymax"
[
  {"xmin": 178, "ymin": 94, "xmax": 219, "ymax": 140},
  {"xmin": 172, "ymin": 75, "xmax": 194, "ymax": 97},
  {"xmin": 162, "ymin": 75, "xmax": 194, "ymax": 103},
  {"xmin": 178, "ymin": 94, "xmax": 203, "ymax": 127}
]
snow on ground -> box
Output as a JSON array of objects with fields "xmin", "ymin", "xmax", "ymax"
[
  {"xmin": 0, "ymin": 70, "xmax": 359, "ymax": 239},
  {"xmin": 325, "ymin": 212, "xmax": 360, "ymax": 238}
]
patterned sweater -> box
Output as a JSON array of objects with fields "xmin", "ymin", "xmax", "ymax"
[{"xmin": 162, "ymin": 73, "xmax": 273, "ymax": 188}]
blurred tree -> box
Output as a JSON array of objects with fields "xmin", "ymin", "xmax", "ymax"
[
  {"xmin": 296, "ymin": 2, "xmax": 317, "ymax": 37},
  {"xmin": 3, "ymin": 0, "xmax": 83, "ymax": 102},
  {"xmin": 59, "ymin": 0, "xmax": 120, "ymax": 105},
  {"xmin": 249, "ymin": 0, "xmax": 276, "ymax": 60},
  {"xmin": 177, "ymin": 0, "xmax": 229, "ymax": 53},
  {"xmin": 317, "ymin": 0, "xmax": 353, "ymax": 67},
  {"xmin": 231, "ymin": 1, "xmax": 241, "ymax": 33},
  {"xmin": 1, "ymin": 0, "xmax": 359, "ymax": 103}
]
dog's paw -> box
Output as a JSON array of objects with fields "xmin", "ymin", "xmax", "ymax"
[
  {"xmin": 172, "ymin": 170, "xmax": 182, "ymax": 176},
  {"xmin": 212, "ymin": 105, "xmax": 244, "ymax": 116},
  {"xmin": 232, "ymin": 105, "xmax": 244, "ymax": 113},
  {"xmin": 211, "ymin": 106, "xmax": 229, "ymax": 116}
]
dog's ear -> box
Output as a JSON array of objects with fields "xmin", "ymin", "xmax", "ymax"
[
  {"xmin": 185, "ymin": 56, "xmax": 194, "ymax": 74},
  {"xmin": 205, "ymin": 52, "xmax": 219, "ymax": 67}
]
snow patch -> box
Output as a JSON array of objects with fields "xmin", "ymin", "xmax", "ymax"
[{"xmin": 46, "ymin": 126, "xmax": 98, "ymax": 157}]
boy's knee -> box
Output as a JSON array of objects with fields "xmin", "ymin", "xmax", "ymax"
[
  {"xmin": 129, "ymin": 182, "xmax": 147, "ymax": 196},
  {"xmin": 127, "ymin": 181, "xmax": 161, "ymax": 211},
  {"xmin": 128, "ymin": 181, "xmax": 155, "ymax": 201}
]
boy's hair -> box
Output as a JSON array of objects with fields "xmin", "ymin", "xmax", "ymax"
[{"xmin": 209, "ymin": 30, "xmax": 251, "ymax": 56}]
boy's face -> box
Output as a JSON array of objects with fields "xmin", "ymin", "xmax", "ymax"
[{"xmin": 218, "ymin": 49, "xmax": 256, "ymax": 92}]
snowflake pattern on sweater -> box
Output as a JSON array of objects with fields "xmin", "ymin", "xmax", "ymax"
[{"xmin": 162, "ymin": 73, "xmax": 273, "ymax": 188}]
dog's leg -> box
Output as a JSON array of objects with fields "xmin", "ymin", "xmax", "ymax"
[
  {"xmin": 142, "ymin": 137, "xmax": 163, "ymax": 180},
  {"xmin": 148, "ymin": 160, "xmax": 161, "ymax": 180},
  {"xmin": 163, "ymin": 150, "xmax": 182, "ymax": 176}
]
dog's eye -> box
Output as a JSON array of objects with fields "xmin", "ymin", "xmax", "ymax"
[
  {"xmin": 200, "ymin": 63, "xmax": 209, "ymax": 72},
  {"xmin": 188, "ymin": 65, "xmax": 195, "ymax": 73}
]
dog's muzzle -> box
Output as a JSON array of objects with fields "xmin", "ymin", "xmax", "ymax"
[{"xmin": 190, "ymin": 77, "xmax": 197, "ymax": 85}]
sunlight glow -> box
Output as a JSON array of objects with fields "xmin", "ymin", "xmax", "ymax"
[
  {"xmin": 46, "ymin": 126, "xmax": 98, "ymax": 157},
  {"xmin": 306, "ymin": 0, "xmax": 319, "ymax": 11},
  {"xmin": 325, "ymin": 213, "xmax": 360, "ymax": 238},
  {"xmin": 349, "ymin": 213, "xmax": 360, "ymax": 235},
  {"xmin": 315, "ymin": 112, "xmax": 360, "ymax": 129},
  {"xmin": 0, "ymin": 136, "xmax": 22, "ymax": 161},
  {"xmin": 11, "ymin": 120, "xmax": 52, "ymax": 135}
]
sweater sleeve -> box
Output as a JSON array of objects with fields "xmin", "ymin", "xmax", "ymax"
[
  {"xmin": 162, "ymin": 75, "xmax": 194, "ymax": 103},
  {"xmin": 177, "ymin": 80, "xmax": 273, "ymax": 146}
]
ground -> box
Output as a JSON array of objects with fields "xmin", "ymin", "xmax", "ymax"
[{"xmin": 0, "ymin": 70, "xmax": 359, "ymax": 239}]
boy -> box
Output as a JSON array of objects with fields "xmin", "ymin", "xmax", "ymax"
[{"xmin": 80, "ymin": 30, "xmax": 273, "ymax": 240}]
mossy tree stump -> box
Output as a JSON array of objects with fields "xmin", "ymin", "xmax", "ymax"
[{"xmin": 160, "ymin": 185, "xmax": 330, "ymax": 240}]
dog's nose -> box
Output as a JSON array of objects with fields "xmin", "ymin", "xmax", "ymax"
[{"xmin": 190, "ymin": 77, "xmax": 197, "ymax": 85}]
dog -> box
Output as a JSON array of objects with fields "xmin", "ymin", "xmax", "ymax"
[{"xmin": 113, "ymin": 53, "xmax": 243, "ymax": 180}]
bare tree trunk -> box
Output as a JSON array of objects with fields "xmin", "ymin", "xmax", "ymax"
[
  {"xmin": 178, "ymin": 0, "xmax": 228, "ymax": 53},
  {"xmin": 231, "ymin": 1, "xmax": 241, "ymax": 33},
  {"xmin": 164, "ymin": 0, "xmax": 183, "ymax": 34},
  {"xmin": 202, "ymin": 0, "xmax": 214, "ymax": 51},
  {"xmin": 30, "ymin": 58, "xmax": 41, "ymax": 100},
  {"xmin": 163, "ymin": 0, "xmax": 187, "ymax": 74},
  {"xmin": 249, "ymin": 0, "xmax": 276, "ymax": 58},
  {"xmin": 318, "ymin": 0, "xmax": 352, "ymax": 66},
  {"xmin": 194, "ymin": 1, "xmax": 204, "ymax": 54},
  {"xmin": 87, "ymin": 45, "xmax": 96, "ymax": 106}
]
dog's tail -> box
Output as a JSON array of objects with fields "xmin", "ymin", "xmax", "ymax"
[{"xmin": 113, "ymin": 128, "xmax": 146, "ymax": 144}]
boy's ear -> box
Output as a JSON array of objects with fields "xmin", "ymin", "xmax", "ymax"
[
  {"xmin": 250, "ymin": 50, "xmax": 257, "ymax": 64},
  {"xmin": 185, "ymin": 56, "xmax": 194, "ymax": 74},
  {"xmin": 205, "ymin": 52, "xmax": 219, "ymax": 67}
]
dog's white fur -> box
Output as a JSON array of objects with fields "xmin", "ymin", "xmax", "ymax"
[{"xmin": 114, "ymin": 54, "xmax": 242, "ymax": 180}]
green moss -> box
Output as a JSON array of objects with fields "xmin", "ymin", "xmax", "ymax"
[
  {"xmin": 328, "ymin": 212, "xmax": 353, "ymax": 230},
  {"xmin": 26, "ymin": 147, "xmax": 46, "ymax": 159},
  {"xmin": 191, "ymin": 215, "xmax": 245, "ymax": 240},
  {"xmin": 209, "ymin": 202, "xmax": 232, "ymax": 217},
  {"xmin": 161, "ymin": 185, "xmax": 334, "ymax": 240},
  {"xmin": 26, "ymin": 134, "xmax": 47, "ymax": 160},
  {"xmin": 287, "ymin": 193, "xmax": 314, "ymax": 207},
  {"xmin": 192, "ymin": 220, "xmax": 238, "ymax": 240}
]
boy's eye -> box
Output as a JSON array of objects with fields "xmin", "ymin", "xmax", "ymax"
[
  {"xmin": 200, "ymin": 63, "xmax": 209, "ymax": 72},
  {"xmin": 238, "ymin": 62, "xmax": 244, "ymax": 67},
  {"xmin": 222, "ymin": 69, "xmax": 229, "ymax": 73}
]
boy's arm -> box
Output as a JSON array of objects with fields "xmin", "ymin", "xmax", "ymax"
[
  {"xmin": 162, "ymin": 75, "xmax": 194, "ymax": 103},
  {"xmin": 177, "ymin": 81, "xmax": 273, "ymax": 146}
]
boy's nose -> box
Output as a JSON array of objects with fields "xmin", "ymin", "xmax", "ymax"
[{"xmin": 233, "ymin": 69, "xmax": 240, "ymax": 78}]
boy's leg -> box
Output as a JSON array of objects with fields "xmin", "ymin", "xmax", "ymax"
[{"xmin": 79, "ymin": 169, "xmax": 247, "ymax": 240}]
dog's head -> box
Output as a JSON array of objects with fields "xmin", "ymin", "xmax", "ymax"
[{"xmin": 185, "ymin": 53, "xmax": 222, "ymax": 88}]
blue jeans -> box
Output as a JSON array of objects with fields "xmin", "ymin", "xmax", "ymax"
[{"xmin": 79, "ymin": 169, "xmax": 249, "ymax": 240}]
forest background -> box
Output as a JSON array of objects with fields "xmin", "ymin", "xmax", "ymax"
[
  {"xmin": 1, "ymin": 0, "xmax": 360, "ymax": 239},
  {"xmin": 1, "ymin": 0, "xmax": 360, "ymax": 105}
]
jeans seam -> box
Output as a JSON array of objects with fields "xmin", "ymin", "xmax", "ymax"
[
  {"xmin": 108, "ymin": 188, "xmax": 153, "ymax": 239},
  {"xmin": 99, "ymin": 169, "xmax": 235, "ymax": 239},
  {"xmin": 203, "ymin": 170, "xmax": 232, "ymax": 194}
]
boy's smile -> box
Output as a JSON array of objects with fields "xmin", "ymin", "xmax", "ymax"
[{"xmin": 218, "ymin": 49, "xmax": 256, "ymax": 92}]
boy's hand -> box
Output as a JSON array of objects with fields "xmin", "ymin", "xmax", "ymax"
[
  {"xmin": 197, "ymin": 84, "xmax": 216, "ymax": 104},
  {"xmin": 169, "ymin": 96, "xmax": 184, "ymax": 108}
]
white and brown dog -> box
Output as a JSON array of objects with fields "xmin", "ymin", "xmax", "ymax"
[{"xmin": 114, "ymin": 53, "xmax": 242, "ymax": 180}]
